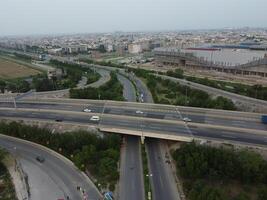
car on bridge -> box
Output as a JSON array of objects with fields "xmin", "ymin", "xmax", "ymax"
[
  {"xmin": 90, "ymin": 116, "xmax": 100, "ymax": 121},
  {"xmin": 83, "ymin": 108, "xmax": 92, "ymax": 113},
  {"xmin": 183, "ymin": 117, "xmax": 192, "ymax": 122}
]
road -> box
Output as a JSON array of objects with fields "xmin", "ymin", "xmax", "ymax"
[
  {"xmin": 87, "ymin": 68, "xmax": 110, "ymax": 88},
  {"xmin": 117, "ymin": 74, "xmax": 136, "ymax": 102},
  {"xmin": 0, "ymin": 100, "xmax": 265, "ymax": 132},
  {"xmin": 130, "ymin": 75, "xmax": 181, "ymax": 200},
  {"xmin": 0, "ymin": 135, "xmax": 101, "ymax": 200},
  {"xmin": 31, "ymin": 68, "xmax": 110, "ymax": 98},
  {"xmin": 117, "ymin": 73, "xmax": 145, "ymax": 200},
  {"xmin": 0, "ymin": 107, "xmax": 266, "ymax": 146}
]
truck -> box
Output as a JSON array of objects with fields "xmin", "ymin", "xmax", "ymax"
[{"xmin": 261, "ymin": 115, "xmax": 267, "ymax": 124}]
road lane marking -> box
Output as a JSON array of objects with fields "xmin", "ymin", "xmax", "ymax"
[{"xmin": 222, "ymin": 135, "xmax": 237, "ymax": 139}]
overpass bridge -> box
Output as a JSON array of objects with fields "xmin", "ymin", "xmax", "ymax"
[{"xmin": 0, "ymin": 98, "xmax": 266, "ymax": 148}]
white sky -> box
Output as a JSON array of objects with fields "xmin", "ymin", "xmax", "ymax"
[{"xmin": 0, "ymin": 0, "xmax": 266, "ymax": 36}]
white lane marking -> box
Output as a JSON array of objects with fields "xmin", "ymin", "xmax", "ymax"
[
  {"xmin": 234, "ymin": 120, "xmax": 245, "ymax": 123},
  {"xmin": 233, "ymin": 123, "xmax": 248, "ymax": 127},
  {"xmin": 149, "ymin": 126, "xmax": 163, "ymax": 130},
  {"xmin": 222, "ymin": 135, "xmax": 237, "ymax": 139}
]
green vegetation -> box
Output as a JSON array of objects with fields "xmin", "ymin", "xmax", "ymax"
[
  {"xmin": 31, "ymin": 60, "xmax": 100, "ymax": 92},
  {"xmin": 166, "ymin": 68, "xmax": 184, "ymax": 79},
  {"xmin": 80, "ymin": 58, "xmax": 125, "ymax": 69},
  {"xmin": 0, "ymin": 77, "xmax": 31, "ymax": 93},
  {"xmin": 166, "ymin": 68, "xmax": 267, "ymax": 101},
  {"xmin": 0, "ymin": 121, "xmax": 120, "ymax": 191},
  {"xmin": 132, "ymin": 68, "xmax": 236, "ymax": 110},
  {"xmin": 141, "ymin": 144, "xmax": 152, "ymax": 200},
  {"xmin": 5, "ymin": 79, "xmax": 31, "ymax": 93},
  {"xmin": 70, "ymin": 71, "xmax": 124, "ymax": 101},
  {"xmin": 186, "ymin": 76, "xmax": 267, "ymax": 101},
  {"xmin": 172, "ymin": 142, "xmax": 267, "ymax": 200},
  {"xmin": 0, "ymin": 149, "xmax": 18, "ymax": 200},
  {"xmin": 13, "ymin": 52, "xmax": 32, "ymax": 62}
]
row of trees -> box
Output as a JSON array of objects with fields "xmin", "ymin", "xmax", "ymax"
[
  {"xmin": 13, "ymin": 52, "xmax": 32, "ymax": 62},
  {"xmin": 70, "ymin": 71, "xmax": 124, "ymax": 101},
  {"xmin": 80, "ymin": 58, "xmax": 125, "ymax": 69},
  {"xmin": 165, "ymin": 68, "xmax": 267, "ymax": 101},
  {"xmin": 172, "ymin": 142, "xmax": 267, "ymax": 200},
  {"xmin": 186, "ymin": 76, "xmax": 267, "ymax": 100},
  {"xmin": 0, "ymin": 79, "xmax": 31, "ymax": 93},
  {"xmin": 0, "ymin": 121, "xmax": 121, "ymax": 191}
]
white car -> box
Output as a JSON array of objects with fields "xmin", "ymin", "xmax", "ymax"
[
  {"xmin": 136, "ymin": 110, "xmax": 144, "ymax": 114},
  {"xmin": 183, "ymin": 117, "xmax": 192, "ymax": 122},
  {"xmin": 90, "ymin": 116, "xmax": 100, "ymax": 121},
  {"xmin": 83, "ymin": 108, "xmax": 92, "ymax": 113}
]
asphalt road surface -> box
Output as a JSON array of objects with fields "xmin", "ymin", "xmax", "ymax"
[
  {"xmin": 0, "ymin": 135, "xmax": 101, "ymax": 200},
  {"xmin": 0, "ymin": 101, "xmax": 265, "ymax": 132},
  {"xmin": 129, "ymin": 75, "xmax": 181, "ymax": 200},
  {"xmin": 117, "ymin": 73, "xmax": 145, "ymax": 200},
  {"xmin": 0, "ymin": 109, "xmax": 266, "ymax": 146}
]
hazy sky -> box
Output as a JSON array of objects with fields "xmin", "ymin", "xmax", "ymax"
[{"xmin": 0, "ymin": 0, "xmax": 266, "ymax": 36}]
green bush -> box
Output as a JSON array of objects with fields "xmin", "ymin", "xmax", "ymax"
[
  {"xmin": 172, "ymin": 142, "xmax": 267, "ymax": 184},
  {"xmin": 0, "ymin": 121, "xmax": 120, "ymax": 191},
  {"xmin": 70, "ymin": 71, "xmax": 124, "ymax": 101}
]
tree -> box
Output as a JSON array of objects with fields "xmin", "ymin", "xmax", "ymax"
[{"xmin": 0, "ymin": 80, "xmax": 6, "ymax": 93}]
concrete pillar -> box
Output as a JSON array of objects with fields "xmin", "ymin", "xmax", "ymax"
[{"xmin": 141, "ymin": 136, "xmax": 145, "ymax": 144}]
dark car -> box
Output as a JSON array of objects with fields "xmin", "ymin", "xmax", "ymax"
[
  {"xmin": 55, "ymin": 119, "xmax": 63, "ymax": 122},
  {"xmin": 36, "ymin": 156, "xmax": 45, "ymax": 163}
]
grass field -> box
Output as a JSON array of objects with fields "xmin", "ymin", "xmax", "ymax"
[{"xmin": 0, "ymin": 58, "xmax": 40, "ymax": 79}]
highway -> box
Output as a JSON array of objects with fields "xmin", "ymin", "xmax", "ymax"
[
  {"xmin": 0, "ymin": 107, "xmax": 266, "ymax": 146},
  {"xmin": 117, "ymin": 73, "xmax": 145, "ymax": 200},
  {"xmin": 131, "ymin": 75, "xmax": 181, "ymax": 200},
  {"xmin": 1, "ymin": 100, "xmax": 264, "ymax": 134},
  {"xmin": 0, "ymin": 135, "xmax": 101, "ymax": 200}
]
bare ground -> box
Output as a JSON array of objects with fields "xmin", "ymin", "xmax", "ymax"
[{"xmin": 0, "ymin": 58, "xmax": 40, "ymax": 79}]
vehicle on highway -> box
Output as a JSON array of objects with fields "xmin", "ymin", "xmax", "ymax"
[
  {"xmin": 136, "ymin": 110, "xmax": 144, "ymax": 114},
  {"xmin": 55, "ymin": 118, "xmax": 63, "ymax": 122},
  {"xmin": 262, "ymin": 115, "xmax": 267, "ymax": 124},
  {"xmin": 104, "ymin": 191, "xmax": 114, "ymax": 200},
  {"xmin": 36, "ymin": 156, "xmax": 45, "ymax": 163},
  {"xmin": 83, "ymin": 108, "xmax": 92, "ymax": 113},
  {"xmin": 182, "ymin": 117, "xmax": 192, "ymax": 122},
  {"xmin": 90, "ymin": 116, "xmax": 100, "ymax": 121}
]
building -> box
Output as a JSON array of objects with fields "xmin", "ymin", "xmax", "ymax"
[
  {"xmin": 47, "ymin": 68, "xmax": 64, "ymax": 80},
  {"xmin": 154, "ymin": 47, "xmax": 267, "ymax": 77},
  {"xmin": 128, "ymin": 43, "xmax": 142, "ymax": 54}
]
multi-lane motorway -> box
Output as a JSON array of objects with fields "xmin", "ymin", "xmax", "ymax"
[
  {"xmin": 0, "ymin": 100, "xmax": 266, "ymax": 145},
  {"xmin": 116, "ymin": 73, "xmax": 145, "ymax": 200},
  {"xmin": 131, "ymin": 75, "xmax": 181, "ymax": 200}
]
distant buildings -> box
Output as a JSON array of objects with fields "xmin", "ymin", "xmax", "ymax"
[
  {"xmin": 154, "ymin": 47, "xmax": 267, "ymax": 77},
  {"xmin": 128, "ymin": 43, "xmax": 143, "ymax": 54}
]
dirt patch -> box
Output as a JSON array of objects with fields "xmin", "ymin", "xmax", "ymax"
[{"xmin": 0, "ymin": 58, "xmax": 40, "ymax": 79}]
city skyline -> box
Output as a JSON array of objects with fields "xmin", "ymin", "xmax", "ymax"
[{"xmin": 1, "ymin": 0, "xmax": 267, "ymax": 36}]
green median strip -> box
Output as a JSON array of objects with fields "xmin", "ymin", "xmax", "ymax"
[{"xmin": 142, "ymin": 143, "xmax": 152, "ymax": 200}]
